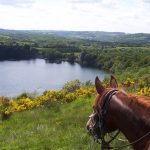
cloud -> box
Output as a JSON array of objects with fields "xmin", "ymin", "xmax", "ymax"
[
  {"xmin": 71, "ymin": 0, "xmax": 119, "ymax": 11},
  {"xmin": 0, "ymin": 0, "xmax": 150, "ymax": 33},
  {"xmin": 143, "ymin": 0, "xmax": 150, "ymax": 3},
  {"xmin": 0, "ymin": 0, "xmax": 34, "ymax": 7},
  {"xmin": 71, "ymin": 0, "xmax": 101, "ymax": 3}
]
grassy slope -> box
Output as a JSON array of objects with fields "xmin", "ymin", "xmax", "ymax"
[
  {"xmin": 0, "ymin": 97, "xmax": 131, "ymax": 150},
  {"xmin": 0, "ymin": 97, "xmax": 97, "ymax": 150}
]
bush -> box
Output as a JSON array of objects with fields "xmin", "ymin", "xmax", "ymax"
[
  {"xmin": 137, "ymin": 87, "xmax": 150, "ymax": 96},
  {"xmin": 16, "ymin": 92, "xmax": 29, "ymax": 99},
  {"xmin": 0, "ymin": 77, "xmax": 148, "ymax": 121},
  {"xmin": 0, "ymin": 97, "xmax": 12, "ymax": 120},
  {"xmin": 62, "ymin": 80, "xmax": 81, "ymax": 93},
  {"xmin": 82, "ymin": 80, "xmax": 93, "ymax": 87},
  {"xmin": 64, "ymin": 93, "xmax": 77, "ymax": 103},
  {"xmin": 16, "ymin": 92, "xmax": 39, "ymax": 100}
]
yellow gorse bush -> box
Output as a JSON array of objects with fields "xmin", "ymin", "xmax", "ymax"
[
  {"xmin": 0, "ymin": 86, "xmax": 96, "ymax": 119},
  {"xmin": 137, "ymin": 87, "xmax": 150, "ymax": 97},
  {"xmin": 123, "ymin": 78, "xmax": 135, "ymax": 87},
  {"xmin": 76, "ymin": 87, "xmax": 96, "ymax": 97},
  {"xmin": 0, "ymin": 79, "xmax": 148, "ymax": 120}
]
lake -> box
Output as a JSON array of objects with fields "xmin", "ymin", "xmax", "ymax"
[{"xmin": 0, "ymin": 59, "xmax": 108, "ymax": 97}]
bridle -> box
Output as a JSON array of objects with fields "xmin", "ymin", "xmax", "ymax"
[
  {"xmin": 88, "ymin": 89, "xmax": 119, "ymax": 150},
  {"xmin": 97, "ymin": 89, "xmax": 119, "ymax": 150},
  {"xmin": 88, "ymin": 89, "xmax": 150, "ymax": 150}
]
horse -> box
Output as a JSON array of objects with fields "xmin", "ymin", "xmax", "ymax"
[{"xmin": 86, "ymin": 75, "xmax": 150, "ymax": 150}]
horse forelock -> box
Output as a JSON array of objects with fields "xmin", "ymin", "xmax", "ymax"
[
  {"xmin": 93, "ymin": 89, "xmax": 111, "ymax": 111},
  {"xmin": 93, "ymin": 88, "xmax": 124, "ymax": 109}
]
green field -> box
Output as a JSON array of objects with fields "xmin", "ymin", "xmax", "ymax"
[{"xmin": 0, "ymin": 96, "xmax": 132, "ymax": 150}]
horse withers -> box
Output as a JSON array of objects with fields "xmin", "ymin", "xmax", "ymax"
[{"xmin": 86, "ymin": 75, "xmax": 150, "ymax": 150}]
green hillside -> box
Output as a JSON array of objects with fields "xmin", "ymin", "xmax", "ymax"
[
  {"xmin": 0, "ymin": 29, "xmax": 150, "ymax": 44},
  {"xmin": 0, "ymin": 97, "xmax": 95, "ymax": 150},
  {"xmin": 0, "ymin": 96, "xmax": 132, "ymax": 150}
]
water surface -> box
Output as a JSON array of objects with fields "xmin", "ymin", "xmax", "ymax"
[{"xmin": 0, "ymin": 59, "xmax": 108, "ymax": 97}]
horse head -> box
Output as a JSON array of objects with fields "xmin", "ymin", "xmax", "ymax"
[
  {"xmin": 87, "ymin": 75, "xmax": 150, "ymax": 150},
  {"xmin": 86, "ymin": 75, "xmax": 119, "ymax": 139}
]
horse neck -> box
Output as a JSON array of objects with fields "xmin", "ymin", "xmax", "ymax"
[{"xmin": 109, "ymin": 91, "xmax": 150, "ymax": 150}]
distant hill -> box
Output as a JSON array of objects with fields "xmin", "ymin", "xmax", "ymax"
[{"xmin": 0, "ymin": 29, "xmax": 150, "ymax": 45}]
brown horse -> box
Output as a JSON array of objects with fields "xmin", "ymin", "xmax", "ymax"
[{"xmin": 87, "ymin": 75, "xmax": 150, "ymax": 150}]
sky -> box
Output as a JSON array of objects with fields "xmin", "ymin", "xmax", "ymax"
[{"xmin": 0, "ymin": 0, "xmax": 150, "ymax": 33}]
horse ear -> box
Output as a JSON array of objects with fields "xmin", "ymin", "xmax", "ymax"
[
  {"xmin": 95, "ymin": 76, "xmax": 105, "ymax": 94},
  {"xmin": 110, "ymin": 75, "xmax": 118, "ymax": 88}
]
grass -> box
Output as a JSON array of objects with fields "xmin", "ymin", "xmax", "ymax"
[
  {"xmin": 0, "ymin": 97, "xmax": 98, "ymax": 150},
  {"xmin": 0, "ymin": 97, "xmax": 132, "ymax": 150}
]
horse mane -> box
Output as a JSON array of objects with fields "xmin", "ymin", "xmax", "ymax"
[
  {"xmin": 128, "ymin": 94, "xmax": 150, "ymax": 111},
  {"xmin": 128, "ymin": 95, "xmax": 150, "ymax": 119},
  {"xmin": 93, "ymin": 88, "xmax": 150, "ymax": 124},
  {"xmin": 128, "ymin": 95, "xmax": 150, "ymax": 114},
  {"xmin": 117, "ymin": 91, "xmax": 150, "ymax": 127}
]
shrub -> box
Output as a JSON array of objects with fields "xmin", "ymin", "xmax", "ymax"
[
  {"xmin": 64, "ymin": 93, "xmax": 77, "ymax": 103},
  {"xmin": 0, "ymin": 97, "xmax": 12, "ymax": 120},
  {"xmin": 16, "ymin": 92, "xmax": 39, "ymax": 100},
  {"xmin": 123, "ymin": 78, "xmax": 135, "ymax": 87},
  {"xmin": 137, "ymin": 87, "xmax": 150, "ymax": 97},
  {"xmin": 1, "ymin": 78, "xmax": 148, "ymax": 121},
  {"xmin": 82, "ymin": 80, "xmax": 93, "ymax": 87},
  {"xmin": 62, "ymin": 80, "xmax": 81, "ymax": 93},
  {"xmin": 16, "ymin": 92, "xmax": 29, "ymax": 99},
  {"xmin": 76, "ymin": 87, "xmax": 96, "ymax": 98}
]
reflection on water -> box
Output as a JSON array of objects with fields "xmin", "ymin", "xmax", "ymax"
[{"xmin": 0, "ymin": 59, "xmax": 108, "ymax": 97}]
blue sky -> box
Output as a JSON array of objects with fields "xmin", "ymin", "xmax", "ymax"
[{"xmin": 0, "ymin": 0, "xmax": 150, "ymax": 33}]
